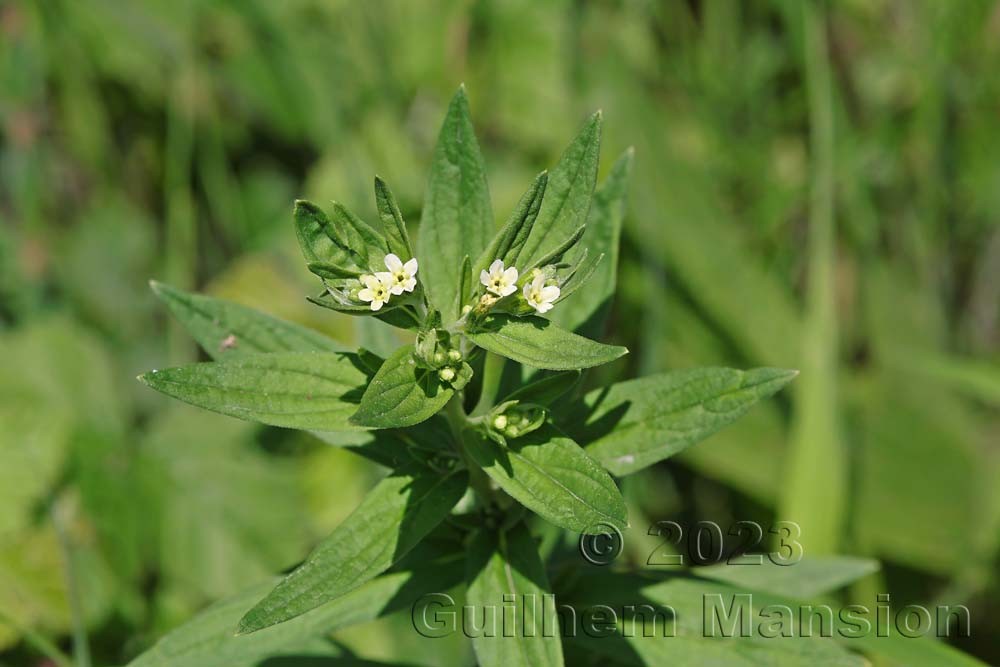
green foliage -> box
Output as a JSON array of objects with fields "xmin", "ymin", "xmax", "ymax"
[
  {"xmin": 129, "ymin": 93, "xmax": 821, "ymax": 666},
  {"xmin": 463, "ymin": 425, "xmax": 627, "ymax": 533},
  {"xmin": 565, "ymin": 367, "xmax": 799, "ymax": 476},
  {"xmin": 4, "ymin": 1, "xmax": 996, "ymax": 662},
  {"xmin": 467, "ymin": 314, "xmax": 627, "ymax": 370},
  {"xmin": 465, "ymin": 524, "xmax": 563, "ymax": 667},
  {"xmin": 237, "ymin": 466, "xmax": 468, "ymax": 634}
]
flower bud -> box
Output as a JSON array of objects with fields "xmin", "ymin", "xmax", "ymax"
[
  {"xmin": 438, "ymin": 367, "xmax": 456, "ymax": 382},
  {"xmin": 447, "ymin": 349, "xmax": 462, "ymax": 362}
]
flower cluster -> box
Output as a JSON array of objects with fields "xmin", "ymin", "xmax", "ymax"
[
  {"xmin": 358, "ymin": 253, "xmax": 418, "ymax": 311},
  {"xmin": 480, "ymin": 260, "xmax": 560, "ymax": 314}
]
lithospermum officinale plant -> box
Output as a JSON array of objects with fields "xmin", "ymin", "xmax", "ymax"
[{"xmin": 139, "ymin": 87, "xmax": 796, "ymax": 664}]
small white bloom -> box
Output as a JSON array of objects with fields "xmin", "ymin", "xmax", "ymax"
[
  {"xmin": 481, "ymin": 259, "xmax": 519, "ymax": 297},
  {"xmin": 384, "ymin": 253, "xmax": 418, "ymax": 295},
  {"xmin": 357, "ymin": 273, "xmax": 393, "ymax": 311},
  {"xmin": 523, "ymin": 274, "xmax": 560, "ymax": 314}
]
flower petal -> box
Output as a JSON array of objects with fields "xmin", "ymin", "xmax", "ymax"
[
  {"xmin": 358, "ymin": 288, "xmax": 374, "ymax": 302},
  {"xmin": 384, "ymin": 253, "xmax": 403, "ymax": 272},
  {"xmin": 370, "ymin": 299, "xmax": 384, "ymax": 311},
  {"xmin": 480, "ymin": 269, "xmax": 492, "ymax": 287},
  {"xmin": 541, "ymin": 285, "xmax": 561, "ymax": 302},
  {"xmin": 403, "ymin": 258, "xmax": 418, "ymax": 275},
  {"xmin": 503, "ymin": 267, "xmax": 519, "ymax": 284},
  {"xmin": 489, "ymin": 259, "xmax": 504, "ymax": 274},
  {"xmin": 388, "ymin": 284, "xmax": 405, "ymax": 296},
  {"xmin": 403, "ymin": 278, "xmax": 416, "ymax": 292}
]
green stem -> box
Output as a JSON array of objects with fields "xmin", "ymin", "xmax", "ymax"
[
  {"xmin": 444, "ymin": 395, "xmax": 495, "ymax": 505},
  {"xmin": 52, "ymin": 504, "xmax": 91, "ymax": 667},
  {"xmin": 471, "ymin": 352, "xmax": 506, "ymax": 417},
  {"xmin": 0, "ymin": 608, "xmax": 73, "ymax": 667}
]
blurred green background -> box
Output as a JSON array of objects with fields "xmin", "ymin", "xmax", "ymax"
[{"xmin": 1, "ymin": 0, "xmax": 998, "ymax": 664}]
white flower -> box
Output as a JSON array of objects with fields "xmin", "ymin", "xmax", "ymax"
[
  {"xmin": 481, "ymin": 259, "xmax": 519, "ymax": 297},
  {"xmin": 523, "ymin": 273, "xmax": 560, "ymax": 314},
  {"xmin": 357, "ymin": 273, "xmax": 393, "ymax": 311},
  {"xmin": 384, "ymin": 253, "xmax": 418, "ymax": 295}
]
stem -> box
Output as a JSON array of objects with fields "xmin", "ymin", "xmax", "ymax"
[
  {"xmin": 52, "ymin": 503, "xmax": 91, "ymax": 667},
  {"xmin": 0, "ymin": 608, "xmax": 73, "ymax": 667},
  {"xmin": 444, "ymin": 395, "xmax": 495, "ymax": 504},
  {"xmin": 471, "ymin": 352, "xmax": 506, "ymax": 417}
]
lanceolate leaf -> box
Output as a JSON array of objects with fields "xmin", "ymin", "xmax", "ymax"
[
  {"xmin": 419, "ymin": 87, "xmax": 493, "ymax": 322},
  {"xmin": 150, "ymin": 281, "xmax": 344, "ymax": 360},
  {"xmin": 238, "ymin": 465, "xmax": 468, "ymax": 634},
  {"xmin": 374, "ymin": 177, "xmax": 413, "ymax": 260},
  {"xmin": 693, "ymin": 555, "xmax": 879, "ymax": 599},
  {"xmin": 293, "ymin": 199, "xmax": 360, "ymax": 269},
  {"xmin": 350, "ymin": 344, "xmax": 457, "ymax": 428},
  {"xmin": 518, "ymin": 112, "xmax": 602, "ymax": 268},
  {"xmin": 138, "ymin": 352, "xmax": 370, "ymax": 431},
  {"xmin": 551, "ymin": 148, "xmax": 633, "ymax": 337},
  {"xmin": 330, "ymin": 200, "xmax": 389, "ymax": 271},
  {"xmin": 474, "ymin": 171, "xmax": 548, "ymax": 279},
  {"xmin": 465, "ymin": 524, "xmax": 564, "ymax": 667},
  {"xmin": 566, "ymin": 367, "xmax": 798, "ymax": 476},
  {"xmin": 128, "ymin": 548, "xmax": 465, "ymax": 666},
  {"xmin": 463, "ymin": 425, "xmax": 627, "ymax": 533},
  {"xmin": 467, "ymin": 314, "xmax": 627, "ymax": 371},
  {"xmin": 504, "ymin": 370, "xmax": 581, "ymax": 405}
]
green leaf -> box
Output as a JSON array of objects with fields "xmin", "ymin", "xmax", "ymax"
[
  {"xmin": 566, "ymin": 367, "xmax": 798, "ymax": 476},
  {"xmin": 518, "ymin": 112, "xmax": 602, "ymax": 268},
  {"xmin": 237, "ymin": 465, "xmax": 467, "ymax": 634},
  {"xmin": 693, "ymin": 556, "xmax": 880, "ymax": 599},
  {"xmin": 419, "ymin": 87, "xmax": 493, "ymax": 322},
  {"xmin": 293, "ymin": 199, "xmax": 359, "ymax": 270},
  {"xmin": 504, "ymin": 370, "xmax": 581, "ymax": 405},
  {"xmin": 128, "ymin": 550, "xmax": 464, "ymax": 667},
  {"xmin": 463, "ymin": 425, "xmax": 626, "ymax": 533},
  {"xmin": 550, "ymin": 148, "xmax": 633, "ymax": 337},
  {"xmin": 150, "ymin": 281, "xmax": 344, "ymax": 360},
  {"xmin": 330, "ymin": 200, "xmax": 389, "ymax": 271},
  {"xmin": 138, "ymin": 352, "xmax": 370, "ymax": 431},
  {"xmin": 350, "ymin": 344, "xmax": 460, "ymax": 428},
  {"xmin": 307, "ymin": 290, "xmax": 424, "ymax": 331},
  {"xmin": 473, "ymin": 171, "xmax": 548, "ymax": 277},
  {"xmin": 466, "ymin": 314, "xmax": 627, "ymax": 371},
  {"xmin": 465, "ymin": 524, "xmax": 564, "ymax": 667},
  {"xmin": 374, "ymin": 176, "xmax": 413, "ymax": 260}
]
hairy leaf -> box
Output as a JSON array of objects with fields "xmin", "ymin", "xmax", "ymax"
[
  {"xmin": 567, "ymin": 367, "xmax": 798, "ymax": 476},
  {"xmin": 151, "ymin": 281, "xmax": 344, "ymax": 360},
  {"xmin": 238, "ymin": 465, "xmax": 468, "ymax": 633},
  {"xmin": 350, "ymin": 345, "xmax": 459, "ymax": 428},
  {"xmin": 129, "ymin": 550, "xmax": 464, "ymax": 667},
  {"xmin": 693, "ymin": 556, "xmax": 879, "ymax": 599},
  {"xmin": 474, "ymin": 171, "xmax": 548, "ymax": 278},
  {"xmin": 518, "ymin": 112, "xmax": 602, "ymax": 268},
  {"xmin": 504, "ymin": 370, "xmax": 581, "ymax": 405},
  {"xmin": 465, "ymin": 524, "xmax": 564, "ymax": 667},
  {"xmin": 551, "ymin": 148, "xmax": 633, "ymax": 337},
  {"xmin": 374, "ymin": 177, "xmax": 413, "ymax": 261},
  {"xmin": 138, "ymin": 352, "xmax": 370, "ymax": 431},
  {"xmin": 467, "ymin": 314, "xmax": 627, "ymax": 371},
  {"xmin": 464, "ymin": 425, "xmax": 626, "ymax": 533},
  {"xmin": 419, "ymin": 87, "xmax": 493, "ymax": 322},
  {"xmin": 293, "ymin": 199, "xmax": 359, "ymax": 269}
]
